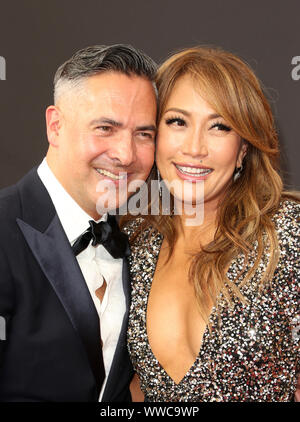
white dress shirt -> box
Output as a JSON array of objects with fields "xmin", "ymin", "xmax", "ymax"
[{"xmin": 37, "ymin": 158, "xmax": 126, "ymax": 400}]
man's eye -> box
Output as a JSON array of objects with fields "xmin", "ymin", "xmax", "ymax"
[
  {"xmin": 139, "ymin": 132, "xmax": 154, "ymax": 139},
  {"xmin": 165, "ymin": 117, "xmax": 186, "ymax": 127},
  {"xmin": 211, "ymin": 123, "xmax": 231, "ymax": 132},
  {"xmin": 96, "ymin": 126, "xmax": 112, "ymax": 132}
]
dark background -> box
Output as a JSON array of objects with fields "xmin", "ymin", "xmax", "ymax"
[{"xmin": 0, "ymin": 0, "xmax": 299, "ymax": 190}]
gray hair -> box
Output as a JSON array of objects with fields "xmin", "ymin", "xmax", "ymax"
[{"xmin": 53, "ymin": 44, "xmax": 157, "ymax": 103}]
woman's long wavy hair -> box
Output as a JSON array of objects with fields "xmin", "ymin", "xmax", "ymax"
[{"xmin": 121, "ymin": 46, "xmax": 299, "ymax": 322}]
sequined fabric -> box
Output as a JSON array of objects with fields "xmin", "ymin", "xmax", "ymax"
[{"xmin": 123, "ymin": 201, "xmax": 300, "ymax": 401}]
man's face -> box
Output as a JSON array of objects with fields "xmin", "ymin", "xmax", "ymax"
[{"xmin": 46, "ymin": 71, "xmax": 157, "ymax": 218}]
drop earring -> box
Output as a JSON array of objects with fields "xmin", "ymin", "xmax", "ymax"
[
  {"xmin": 157, "ymin": 167, "xmax": 162, "ymax": 197},
  {"xmin": 233, "ymin": 164, "xmax": 243, "ymax": 182}
]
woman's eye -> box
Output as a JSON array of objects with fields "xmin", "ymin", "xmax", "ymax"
[
  {"xmin": 165, "ymin": 117, "xmax": 186, "ymax": 127},
  {"xmin": 211, "ymin": 122, "xmax": 231, "ymax": 132}
]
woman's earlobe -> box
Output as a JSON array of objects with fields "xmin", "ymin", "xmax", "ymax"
[{"xmin": 237, "ymin": 140, "xmax": 248, "ymax": 168}]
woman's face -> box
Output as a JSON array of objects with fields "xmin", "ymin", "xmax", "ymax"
[{"xmin": 156, "ymin": 74, "xmax": 247, "ymax": 212}]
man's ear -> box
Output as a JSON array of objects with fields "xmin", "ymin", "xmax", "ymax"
[
  {"xmin": 237, "ymin": 139, "xmax": 248, "ymax": 168},
  {"xmin": 45, "ymin": 106, "xmax": 63, "ymax": 148}
]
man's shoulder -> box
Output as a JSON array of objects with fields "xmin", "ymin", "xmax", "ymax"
[
  {"xmin": 0, "ymin": 183, "xmax": 20, "ymax": 218},
  {"xmin": 0, "ymin": 184, "xmax": 23, "ymax": 250},
  {"xmin": 0, "ymin": 167, "xmax": 41, "ymax": 223}
]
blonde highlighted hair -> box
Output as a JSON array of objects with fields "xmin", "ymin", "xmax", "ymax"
[{"xmin": 121, "ymin": 46, "xmax": 299, "ymax": 321}]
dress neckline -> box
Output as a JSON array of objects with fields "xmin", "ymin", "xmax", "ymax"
[{"xmin": 143, "ymin": 230, "xmax": 218, "ymax": 387}]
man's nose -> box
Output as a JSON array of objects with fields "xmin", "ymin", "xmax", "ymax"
[{"xmin": 107, "ymin": 133, "xmax": 136, "ymax": 167}]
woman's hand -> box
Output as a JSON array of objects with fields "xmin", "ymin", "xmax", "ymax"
[{"xmin": 130, "ymin": 373, "xmax": 144, "ymax": 402}]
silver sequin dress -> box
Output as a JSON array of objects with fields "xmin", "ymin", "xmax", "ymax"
[{"xmin": 123, "ymin": 200, "xmax": 300, "ymax": 402}]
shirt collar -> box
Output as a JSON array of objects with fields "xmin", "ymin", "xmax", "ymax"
[{"xmin": 37, "ymin": 157, "xmax": 107, "ymax": 244}]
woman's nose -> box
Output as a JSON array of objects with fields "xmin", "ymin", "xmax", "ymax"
[{"xmin": 181, "ymin": 128, "xmax": 208, "ymax": 158}]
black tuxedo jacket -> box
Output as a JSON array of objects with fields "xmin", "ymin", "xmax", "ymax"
[{"xmin": 0, "ymin": 168, "xmax": 133, "ymax": 401}]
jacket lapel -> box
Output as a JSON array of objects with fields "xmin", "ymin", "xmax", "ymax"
[{"xmin": 16, "ymin": 168, "xmax": 104, "ymax": 396}]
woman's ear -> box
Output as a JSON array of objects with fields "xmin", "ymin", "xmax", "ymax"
[
  {"xmin": 237, "ymin": 139, "xmax": 248, "ymax": 168},
  {"xmin": 45, "ymin": 106, "xmax": 62, "ymax": 148}
]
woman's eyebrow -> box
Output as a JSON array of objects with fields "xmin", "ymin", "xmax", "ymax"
[
  {"xmin": 164, "ymin": 107, "xmax": 190, "ymax": 116},
  {"xmin": 164, "ymin": 107, "xmax": 221, "ymax": 120}
]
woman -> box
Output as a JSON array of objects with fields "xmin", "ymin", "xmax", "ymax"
[{"xmin": 121, "ymin": 46, "xmax": 299, "ymax": 401}]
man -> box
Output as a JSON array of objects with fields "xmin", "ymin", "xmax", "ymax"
[{"xmin": 0, "ymin": 44, "xmax": 157, "ymax": 401}]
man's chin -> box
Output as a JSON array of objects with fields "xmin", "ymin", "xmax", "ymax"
[{"xmin": 94, "ymin": 191, "xmax": 129, "ymax": 217}]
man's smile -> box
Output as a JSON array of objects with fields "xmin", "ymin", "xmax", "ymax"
[{"xmin": 95, "ymin": 167, "xmax": 128, "ymax": 181}]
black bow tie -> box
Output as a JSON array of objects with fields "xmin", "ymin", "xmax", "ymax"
[{"xmin": 71, "ymin": 214, "xmax": 130, "ymax": 259}]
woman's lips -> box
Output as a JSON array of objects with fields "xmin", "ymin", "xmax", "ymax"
[{"xmin": 173, "ymin": 163, "xmax": 213, "ymax": 181}]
